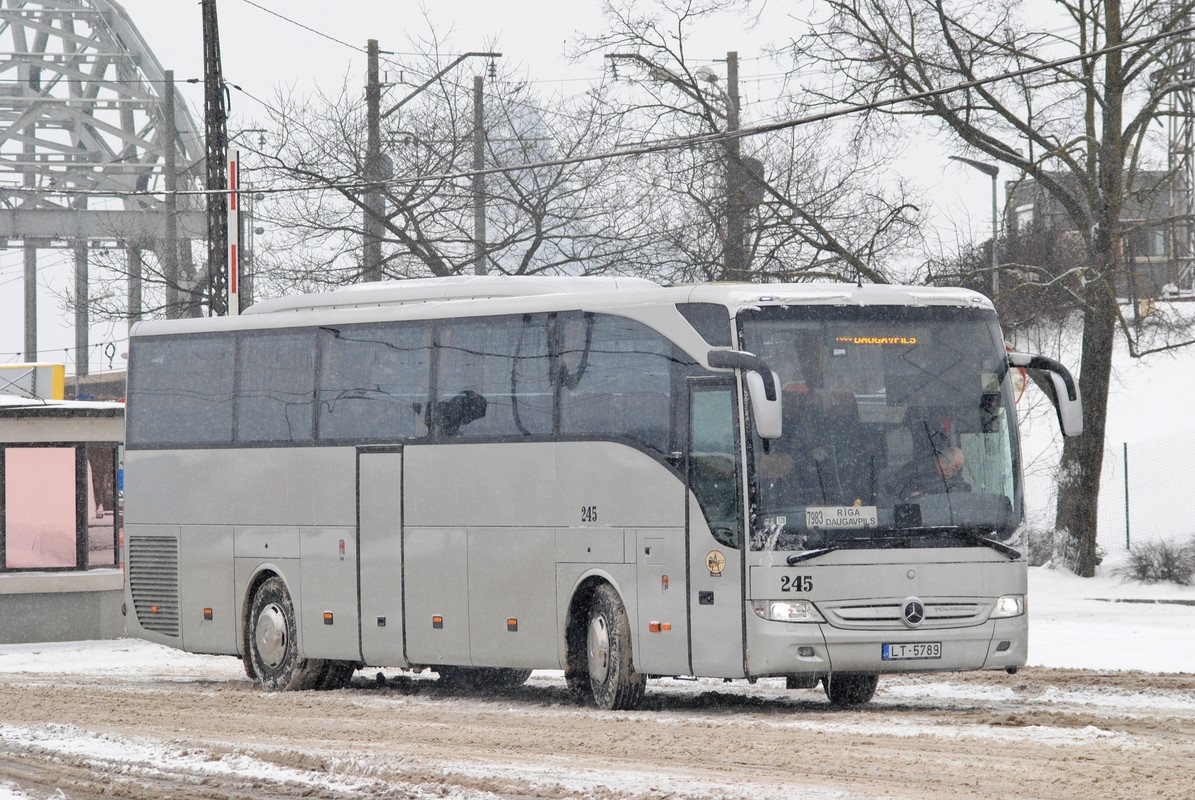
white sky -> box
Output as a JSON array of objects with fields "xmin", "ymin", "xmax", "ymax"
[{"xmin": 0, "ymin": 0, "xmax": 996, "ymax": 372}]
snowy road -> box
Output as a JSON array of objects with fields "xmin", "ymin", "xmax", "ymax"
[{"xmin": 1, "ymin": 644, "xmax": 1193, "ymax": 800}]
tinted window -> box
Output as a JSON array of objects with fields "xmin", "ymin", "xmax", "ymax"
[
  {"xmin": 85, "ymin": 444, "xmax": 120, "ymax": 567},
  {"xmin": 236, "ymin": 330, "xmax": 317, "ymax": 442},
  {"xmin": 689, "ymin": 386, "xmax": 740, "ymax": 547},
  {"xmin": 318, "ymin": 323, "xmax": 430, "ymax": 441},
  {"xmin": 128, "ymin": 335, "xmax": 234, "ymax": 445},
  {"xmin": 677, "ymin": 302, "xmax": 732, "ymax": 347},
  {"xmin": 433, "ymin": 315, "xmax": 552, "ymax": 438},
  {"xmin": 558, "ymin": 314, "xmax": 680, "ymax": 452}
]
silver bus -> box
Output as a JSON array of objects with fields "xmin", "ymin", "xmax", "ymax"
[{"xmin": 122, "ymin": 276, "xmax": 1081, "ymax": 708}]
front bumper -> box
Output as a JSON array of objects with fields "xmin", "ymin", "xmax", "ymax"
[{"xmin": 745, "ymin": 612, "xmax": 1027, "ymax": 676}]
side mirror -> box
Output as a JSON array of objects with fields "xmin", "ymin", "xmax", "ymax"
[
  {"xmin": 706, "ymin": 348, "xmax": 783, "ymax": 439},
  {"xmin": 1007, "ymin": 351, "xmax": 1083, "ymax": 437}
]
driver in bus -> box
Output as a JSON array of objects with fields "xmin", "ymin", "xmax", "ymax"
[{"xmin": 888, "ymin": 444, "xmax": 970, "ymax": 499}]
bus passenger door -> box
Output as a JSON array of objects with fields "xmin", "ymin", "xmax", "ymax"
[
  {"xmin": 687, "ymin": 380, "xmax": 746, "ymax": 678},
  {"xmin": 357, "ymin": 447, "xmax": 406, "ymax": 667}
]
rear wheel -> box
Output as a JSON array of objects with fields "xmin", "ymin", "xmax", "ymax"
[
  {"xmin": 823, "ymin": 672, "xmax": 879, "ymax": 706},
  {"xmin": 247, "ymin": 576, "xmax": 324, "ymax": 691},
  {"xmin": 585, "ymin": 584, "xmax": 645, "ymax": 710},
  {"xmin": 318, "ymin": 661, "xmax": 357, "ymax": 690}
]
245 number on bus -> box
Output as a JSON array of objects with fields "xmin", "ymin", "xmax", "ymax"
[{"xmin": 780, "ymin": 575, "xmax": 813, "ymax": 593}]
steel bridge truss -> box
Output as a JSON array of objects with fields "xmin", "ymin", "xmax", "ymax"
[{"xmin": 0, "ymin": 0, "xmax": 208, "ymax": 364}]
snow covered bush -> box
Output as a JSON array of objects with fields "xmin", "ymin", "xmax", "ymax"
[
  {"xmin": 1026, "ymin": 527, "xmax": 1056, "ymax": 567},
  {"xmin": 1113, "ymin": 538, "xmax": 1195, "ymax": 586}
]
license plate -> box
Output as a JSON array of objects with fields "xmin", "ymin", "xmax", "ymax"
[{"xmin": 882, "ymin": 641, "xmax": 942, "ymax": 660}]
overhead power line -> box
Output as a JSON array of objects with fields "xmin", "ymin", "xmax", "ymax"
[
  {"xmin": 238, "ymin": 0, "xmax": 363, "ymax": 52},
  {"xmin": 12, "ymin": 20, "xmax": 1195, "ymax": 202}
]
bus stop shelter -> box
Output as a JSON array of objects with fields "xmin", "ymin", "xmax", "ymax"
[{"xmin": 0, "ymin": 396, "xmax": 125, "ymax": 644}]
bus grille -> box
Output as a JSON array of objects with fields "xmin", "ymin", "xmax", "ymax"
[
  {"xmin": 820, "ymin": 599, "xmax": 988, "ymax": 630},
  {"xmin": 128, "ymin": 536, "xmax": 181, "ymax": 637}
]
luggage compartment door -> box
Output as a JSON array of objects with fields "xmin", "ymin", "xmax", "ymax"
[{"xmin": 358, "ymin": 447, "xmax": 407, "ymax": 667}]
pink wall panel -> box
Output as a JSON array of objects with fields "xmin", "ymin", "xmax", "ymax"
[{"xmin": 5, "ymin": 448, "xmax": 77, "ymax": 569}]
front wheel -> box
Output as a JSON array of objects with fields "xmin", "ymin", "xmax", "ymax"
[
  {"xmin": 823, "ymin": 672, "xmax": 879, "ymax": 706},
  {"xmin": 247, "ymin": 576, "xmax": 324, "ymax": 691},
  {"xmin": 585, "ymin": 584, "xmax": 645, "ymax": 710}
]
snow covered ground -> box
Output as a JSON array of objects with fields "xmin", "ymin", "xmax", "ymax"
[
  {"xmin": 1, "ymin": 557, "xmax": 1189, "ymax": 682},
  {"xmin": 0, "ymin": 555, "xmax": 1191, "ymax": 800},
  {"xmin": 1027, "ymin": 555, "xmax": 1195, "ymax": 672}
]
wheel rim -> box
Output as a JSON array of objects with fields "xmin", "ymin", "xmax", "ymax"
[
  {"xmin": 587, "ymin": 613, "xmax": 611, "ymax": 684},
  {"xmin": 256, "ymin": 602, "xmax": 288, "ymax": 669}
]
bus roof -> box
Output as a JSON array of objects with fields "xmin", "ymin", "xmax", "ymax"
[
  {"xmin": 130, "ymin": 276, "xmax": 994, "ymax": 339},
  {"xmin": 242, "ymin": 275, "xmax": 662, "ymax": 315}
]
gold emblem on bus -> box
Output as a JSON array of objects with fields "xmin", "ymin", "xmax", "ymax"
[{"xmin": 706, "ymin": 550, "xmax": 726, "ymax": 577}]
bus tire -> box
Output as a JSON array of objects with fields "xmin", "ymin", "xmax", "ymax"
[
  {"xmin": 247, "ymin": 576, "xmax": 323, "ymax": 691},
  {"xmin": 786, "ymin": 673, "xmax": 820, "ymax": 690},
  {"xmin": 242, "ymin": 654, "xmax": 257, "ymax": 681},
  {"xmin": 823, "ymin": 672, "xmax": 878, "ymax": 706},
  {"xmin": 585, "ymin": 583, "xmax": 645, "ymax": 710},
  {"xmin": 318, "ymin": 661, "xmax": 356, "ymax": 690}
]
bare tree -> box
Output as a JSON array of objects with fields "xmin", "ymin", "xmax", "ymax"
[
  {"xmin": 804, "ymin": 0, "xmax": 1195, "ymax": 575},
  {"xmin": 242, "ymin": 35, "xmax": 650, "ymax": 295},
  {"xmin": 574, "ymin": 0, "xmax": 922, "ymax": 284}
]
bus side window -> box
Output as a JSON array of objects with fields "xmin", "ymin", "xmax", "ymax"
[
  {"xmin": 557, "ymin": 314, "xmax": 673, "ymax": 453},
  {"xmin": 433, "ymin": 315, "xmax": 552, "ymax": 438},
  {"xmin": 236, "ymin": 330, "xmax": 317, "ymax": 443},
  {"xmin": 317, "ymin": 322, "xmax": 430, "ymax": 441},
  {"xmin": 127, "ymin": 334, "xmax": 235, "ymax": 446},
  {"xmin": 689, "ymin": 387, "xmax": 740, "ymax": 547}
]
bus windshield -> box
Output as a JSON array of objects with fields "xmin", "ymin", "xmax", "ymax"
[{"xmin": 739, "ymin": 305, "xmax": 1021, "ymax": 554}]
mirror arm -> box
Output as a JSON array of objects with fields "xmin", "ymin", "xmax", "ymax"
[
  {"xmin": 706, "ymin": 348, "xmax": 777, "ymax": 400},
  {"xmin": 1007, "ymin": 351, "xmax": 1078, "ymax": 401}
]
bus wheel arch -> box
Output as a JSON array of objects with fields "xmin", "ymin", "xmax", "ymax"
[
  {"xmin": 239, "ymin": 569, "xmax": 279, "ymax": 681},
  {"xmin": 245, "ymin": 573, "xmax": 324, "ymax": 691},
  {"xmin": 564, "ymin": 578, "xmax": 602, "ymax": 697},
  {"xmin": 574, "ymin": 581, "xmax": 645, "ymax": 710}
]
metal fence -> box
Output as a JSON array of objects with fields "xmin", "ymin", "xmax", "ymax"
[{"xmin": 1023, "ymin": 429, "xmax": 1195, "ymax": 554}]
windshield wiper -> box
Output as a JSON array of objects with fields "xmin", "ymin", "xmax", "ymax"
[
  {"xmin": 901, "ymin": 526, "xmax": 1021, "ymax": 560},
  {"xmin": 951, "ymin": 528, "xmax": 1021, "ymax": 560},
  {"xmin": 787, "ymin": 547, "xmax": 839, "ymax": 565}
]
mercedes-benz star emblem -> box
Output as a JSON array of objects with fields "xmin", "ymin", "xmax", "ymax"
[{"xmin": 902, "ymin": 598, "xmax": 926, "ymax": 628}]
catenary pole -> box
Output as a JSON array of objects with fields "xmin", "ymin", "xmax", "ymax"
[
  {"xmin": 473, "ymin": 75, "xmax": 486, "ymax": 275},
  {"xmin": 363, "ymin": 39, "xmax": 384, "ymax": 282}
]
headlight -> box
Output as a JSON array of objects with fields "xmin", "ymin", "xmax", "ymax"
[
  {"xmin": 990, "ymin": 595, "xmax": 1025, "ymax": 618},
  {"xmin": 752, "ymin": 599, "xmax": 825, "ymax": 623}
]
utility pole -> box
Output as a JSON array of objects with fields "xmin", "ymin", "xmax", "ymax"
[
  {"xmin": 74, "ymin": 242, "xmax": 88, "ymax": 377},
  {"xmin": 363, "ymin": 39, "xmax": 384, "ymax": 282},
  {"xmin": 473, "ymin": 75, "xmax": 486, "ymax": 275},
  {"xmin": 949, "ymin": 155, "xmax": 1000, "ymax": 295},
  {"xmin": 1168, "ymin": 0, "xmax": 1195, "ymax": 292},
  {"xmin": 724, "ymin": 51, "xmax": 745, "ymax": 280},
  {"xmin": 164, "ymin": 69, "xmax": 179, "ymax": 319},
  {"xmin": 202, "ymin": 0, "xmax": 229, "ymax": 315},
  {"xmin": 363, "ymin": 49, "xmax": 500, "ymax": 282},
  {"xmin": 23, "ymin": 123, "xmax": 36, "ymax": 361}
]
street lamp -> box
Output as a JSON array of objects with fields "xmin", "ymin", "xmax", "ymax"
[
  {"xmin": 362, "ymin": 44, "xmax": 501, "ymax": 282},
  {"xmin": 949, "ymin": 155, "xmax": 1000, "ymax": 294},
  {"xmin": 606, "ymin": 51, "xmax": 752, "ymax": 279}
]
